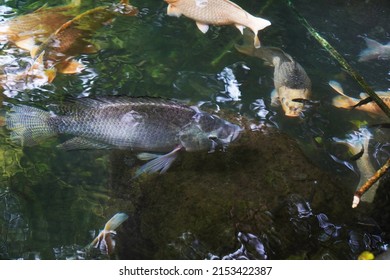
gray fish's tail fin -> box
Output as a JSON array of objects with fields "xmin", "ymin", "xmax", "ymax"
[{"xmin": 6, "ymin": 105, "xmax": 57, "ymax": 146}]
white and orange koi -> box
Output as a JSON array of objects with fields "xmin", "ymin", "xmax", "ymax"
[
  {"xmin": 329, "ymin": 80, "xmax": 390, "ymax": 117},
  {"xmin": 165, "ymin": 0, "xmax": 271, "ymax": 48}
]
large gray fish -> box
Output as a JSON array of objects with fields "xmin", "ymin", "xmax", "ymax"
[
  {"xmin": 235, "ymin": 31, "xmax": 311, "ymax": 117},
  {"xmin": 5, "ymin": 96, "xmax": 242, "ymax": 176}
]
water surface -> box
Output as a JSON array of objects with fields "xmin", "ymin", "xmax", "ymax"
[{"xmin": 0, "ymin": 0, "xmax": 389, "ymax": 259}]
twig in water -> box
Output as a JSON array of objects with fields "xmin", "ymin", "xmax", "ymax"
[{"xmin": 352, "ymin": 158, "xmax": 390, "ymax": 208}]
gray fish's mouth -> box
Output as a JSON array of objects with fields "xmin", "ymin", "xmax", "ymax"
[
  {"xmin": 208, "ymin": 124, "xmax": 243, "ymax": 152},
  {"xmin": 208, "ymin": 136, "xmax": 229, "ymax": 153}
]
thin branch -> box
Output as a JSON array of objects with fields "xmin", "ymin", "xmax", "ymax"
[{"xmin": 352, "ymin": 158, "xmax": 390, "ymax": 208}]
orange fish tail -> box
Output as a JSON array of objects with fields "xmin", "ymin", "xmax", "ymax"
[{"xmin": 332, "ymin": 96, "xmax": 357, "ymax": 109}]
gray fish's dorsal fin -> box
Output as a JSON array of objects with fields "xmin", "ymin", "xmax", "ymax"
[
  {"xmin": 71, "ymin": 96, "xmax": 133, "ymax": 109},
  {"xmin": 64, "ymin": 96, "xmax": 189, "ymax": 109},
  {"xmin": 50, "ymin": 96, "xmax": 195, "ymax": 118}
]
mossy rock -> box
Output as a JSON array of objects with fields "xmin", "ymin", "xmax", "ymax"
[{"xmin": 107, "ymin": 114, "xmax": 356, "ymax": 259}]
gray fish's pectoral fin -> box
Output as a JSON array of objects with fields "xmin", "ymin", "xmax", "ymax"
[
  {"xmin": 57, "ymin": 137, "xmax": 112, "ymax": 150},
  {"xmin": 134, "ymin": 146, "xmax": 182, "ymax": 177},
  {"xmin": 136, "ymin": 152, "xmax": 160, "ymax": 161},
  {"xmin": 196, "ymin": 22, "xmax": 209, "ymax": 33}
]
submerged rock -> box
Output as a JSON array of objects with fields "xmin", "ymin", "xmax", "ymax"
[{"xmin": 107, "ymin": 115, "xmax": 362, "ymax": 259}]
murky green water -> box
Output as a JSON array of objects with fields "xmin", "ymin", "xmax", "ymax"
[{"xmin": 0, "ymin": 0, "xmax": 389, "ymax": 259}]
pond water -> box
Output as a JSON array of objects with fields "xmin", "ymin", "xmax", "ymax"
[{"xmin": 0, "ymin": 0, "xmax": 389, "ymax": 259}]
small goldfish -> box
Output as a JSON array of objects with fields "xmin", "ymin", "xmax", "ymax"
[
  {"xmin": 236, "ymin": 31, "xmax": 311, "ymax": 117},
  {"xmin": 165, "ymin": 0, "xmax": 271, "ymax": 48},
  {"xmin": 26, "ymin": 0, "xmax": 138, "ymax": 80},
  {"xmin": 5, "ymin": 96, "xmax": 242, "ymax": 176},
  {"xmin": 329, "ymin": 80, "xmax": 390, "ymax": 116},
  {"xmin": 358, "ymin": 37, "xmax": 390, "ymax": 62},
  {"xmin": 0, "ymin": 0, "xmax": 81, "ymax": 52},
  {"xmin": 90, "ymin": 213, "xmax": 129, "ymax": 255}
]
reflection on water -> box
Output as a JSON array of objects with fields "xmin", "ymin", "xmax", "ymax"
[{"xmin": 0, "ymin": 0, "xmax": 389, "ymax": 259}]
